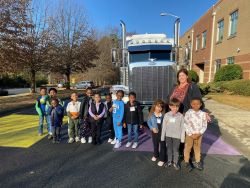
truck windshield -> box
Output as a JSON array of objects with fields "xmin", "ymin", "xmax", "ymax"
[{"xmin": 129, "ymin": 50, "xmax": 171, "ymax": 63}]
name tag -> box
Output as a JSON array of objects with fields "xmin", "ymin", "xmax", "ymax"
[
  {"xmin": 130, "ymin": 106, "xmax": 135, "ymax": 111},
  {"xmin": 157, "ymin": 118, "xmax": 161, "ymax": 124},
  {"xmin": 169, "ymin": 118, "xmax": 176, "ymax": 123}
]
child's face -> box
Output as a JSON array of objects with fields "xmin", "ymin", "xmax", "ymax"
[
  {"xmin": 71, "ymin": 93, "xmax": 78, "ymax": 101},
  {"xmin": 155, "ymin": 104, "xmax": 163, "ymax": 113},
  {"xmin": 106, "ymin": 95, "xmax": 111, "ymax": 102},
  {"xmin": 94, "ymin": 94, "xmax": 101, "ymax": 103},
  {"xmin": 40, "ymin": 89, "xmax": 47, "ymax": 96},
  {"xmin": 86, "ymin": 89, "xmax": 93, "ymax": 97},
  {"xmin": 116, "ymin": 92, "xmax": 123, "ymax": 100},
  {"xmin": 51, "ymin": 100, "xmax": 58, "ymax": 107},
  {"xmin": 169, "ymin": 105, "xmax": 179, "ymax": 114},
  {"xmin": 129, "ymin": 95, "xmax": 136, "ymax": 103},
  {"xmin": 49, "ymin": 90, "xmax": 57, "ymax": 97},
  {"xmin": 191, "ymin": 100, "xmax": 201, "ymax": 111}
]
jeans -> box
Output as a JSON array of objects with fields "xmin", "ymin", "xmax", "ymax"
[
  {"xmin": 51, "ymin": 126, "xmax": 61, "ymax": 141},
  {"xmin": 38, "ymin": 114, "xmax": 51, "ymax": 134},
  {"xmin": 127, "ymin": 124, "xmax": 138, "ymax": 142},
  {"xmin": 113, "ymin": 120, "xmax": 123, "ymax": 142},
  {"xmin": 165, "ymin": 137, "xmax": 181, "ymax": 163}
]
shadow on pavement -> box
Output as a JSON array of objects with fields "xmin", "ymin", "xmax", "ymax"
[{"xmin": 220, "ymin": 157, "xmax": 250, "ymax": 188}]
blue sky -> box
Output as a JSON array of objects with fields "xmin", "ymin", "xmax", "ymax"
[
  {"xmin": 39, "ymin": 0, "xmax": 218, "ymax": 37},
  {"xmin": 81, "ymin": 0, "xmax": 218, "ymax": 37}
]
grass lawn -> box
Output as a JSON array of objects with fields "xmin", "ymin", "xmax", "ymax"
[{"xmin": 206, "ymin": 93, "xmax": 250, "ymax": 111}]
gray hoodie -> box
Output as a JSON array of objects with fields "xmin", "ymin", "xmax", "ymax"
[{"xmin": 161, "ymin": 111, "xmax": 185, "ymax": 143}]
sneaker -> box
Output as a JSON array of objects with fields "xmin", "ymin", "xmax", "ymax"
[
  {"xmin": 111, "ymin": 138, "xmax": 117, "ymax": 145},
  {"xmin": 88, "ymin": 137, "xmax": 92, "ymax": 143},
  {"xmin": 52, "ymin": 140, "xmax": 56, "ymax": 144},
  {"xmin": 81, "ymin": 137, "xmax": 86, "ymax": 144},
  {"xmin": 126, "ymin": 142, "xmax": 132, "ymax": 148},
  {"xmin": 114, "ymin": 140, "xmax": 121, "ymax": 149},
  {"xmin": 68, "ymin": 138, "xmax": 74, "ymax": 144},
  {"xmin": 173, "ymin": 162, "xmax": 180, "ymax": 170},
  {"xmin": 151, "ymin": 156, "xmax": 157, "ymax": 162},
  {"xmin": 108, "ymin": 138, "xmax": 113, "ymax": 143},
  {"xmin": 185, "ymin": 162, "xmax": 193, "ymax": 172},
  {"xmin": 157, "ymin": 161, "xmax": 165, "ymax": 167},
  {"xmin": 75, "ymin": 137, "xmax": 80, "ymax": 142},
  {"xmin": 132, "ymin": 142, "xmax": 138, "ymax": 149},
  {"xmin": 56, "ymin": 140, "xmax": 60, "ymax": 144},
  {"xmin": 165, "ymin": 161, "xmax": 172, "ymax": 168},
  {"xmin": 48, "ymin": 135, "xmax": 53, "ymax": 140},
  {"xmin": 193, "ymin": 162, "xmax": 203, "ymax": 170}
]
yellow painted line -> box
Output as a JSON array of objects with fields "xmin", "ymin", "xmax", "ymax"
[{"xmin": 0, "ymin": 114, "xmax": 68, "ymax": 148}]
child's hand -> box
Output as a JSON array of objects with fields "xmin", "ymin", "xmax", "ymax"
[
  {"xmin": 109, "ymin": 107, "xmax": 113, "ymax": 112},
  {"xmin": 117, "ymin": 122, "xmax": 121, "ymax": 126},
  {"xmin": 140, "ymin": 125, "xmax": 143, "ymax": 129},
  {"xmin": 152, "ymin": 128, "xmax": 158, "ymax": 134},
  {"xmin": 206, "ymin": 112, "xmax": 211, "ymax": 123},
  {"xmin": 123, "ymin": 123, "xmax": 126, "ymax": 128}
]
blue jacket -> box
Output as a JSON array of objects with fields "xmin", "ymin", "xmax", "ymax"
[
  {"xmin": 147, "ymin": 113, "xmax": 164, "ymax": 130},
  {"xmin": 112, "ymin": 100, "xmax": 124, "ymax": 123},
  {"xmin": 48, "ymin": 105, "xmax": 64, "ymax": 127}
]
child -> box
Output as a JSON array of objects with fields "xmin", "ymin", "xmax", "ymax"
[
  {"xmin": 147, "ymin": 99, "xmax": 166, "ymax": 166},
  {"xmin": 89, "ymin": 93, "xmax": 106, "ymax": 145},
  {"xmin": 35, "ymin": 87, "xmax": 50, "ymax": 136},
  {"xmin": 184, "ymin": 97, "xmax": 207, "ymax": 171},
  {"xmin": 79, "ymin": 88, "xmax": 93, "ymax": 144},
  {"xmin": 66, "ymin": 92, "xmax": 81, "ymax": 144},
  {"xmin": 111, "ymin": 90, "xmax": 125, "ymax": 148},
  {"xmin": 47, "ymin": 98, "xmax": 64, "ymax": 144},
  {"xmin": 161, "ymin": 98, "xmax": 185, "ymax": 170},
  {"xmin": 123, "ymin": 92, "xmax": 143, "ymax": 149},
  {"xmin": 46, "ymin": 88, "xmax": 64, "ymax": 140},
  {"xmin": 104, "ymin": 93, "xmax": 115, "ymax": 143}
]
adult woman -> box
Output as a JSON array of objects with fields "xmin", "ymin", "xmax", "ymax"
[{"xmin": 168, "ymin": 68, "xmax": 204, "ymax": 114}]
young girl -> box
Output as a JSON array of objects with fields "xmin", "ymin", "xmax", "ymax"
[
  {"xmin": 147, "ymin": 99, "xmax": 166, "ymax": 166},
  {"xmin": 88, "ymin": 93, "xmax": 106, "ymax": 145},
  {"xmin": 104, "ymin": 93, "xmax": 115, "ymax": 143},
  {"xmin": 111, "ymin": 90, "xmax": 125, "ymax": 149}
]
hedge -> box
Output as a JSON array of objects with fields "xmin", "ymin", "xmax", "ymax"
[
  {"xmin": 214, "ymin": 64, "xmax": 243, "ymax": 82},
  {"xmin": 188, "ymin": 70, "xmax": 199, "ymax": 83},
  {"xmin": 199, "ymin": 79, "xmax": 250, "ymax": 96}
]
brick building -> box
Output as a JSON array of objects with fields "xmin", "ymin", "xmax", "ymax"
[{"xmin": 179, "ymin": 0, "xmax": 250, "ymax": 83}]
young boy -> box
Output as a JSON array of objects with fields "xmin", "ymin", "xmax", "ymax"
[
  {"xmin": 79, "ymin": 88, "xmax": 93, "ymax": 144},
  {"xmin": 46, "ymin": 88, "xmax": 64, "ymax": 140},
  {"xmin": 66, "ymin": 92, "xmax": 81, "ymax": 144},
  {"xmin": 47, "ymin": 98, "xmax": 64, "ymax": 143},
  {"xmin": 35, "ymin": 87, "xmax": 50, "ymax": 136},
  {"xmin": 184, "ymin": 97, "xmax": 207, "ymax": 171},
  {"xmin": 111, "ymin": 90, "xmax": 125, "ymax": 149},
  {"xmin": 161, "ymin": 98, "xmax": 185, "ymax": 170},
  {"xmin": 104, "ymin": 93, "xmax": 115, "ymax": 143},
  {"xmin": 89, "ymin": 93, "xmax": 106, "ymax": 145},
  {"xmin": 123, "ymin": 92, "xmax": 143, "ymax": 149}
]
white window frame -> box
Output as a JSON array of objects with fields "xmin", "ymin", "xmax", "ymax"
[
  {"xmin": 217, "ymin": 19, "xmax": 224, "ymax": 42},
  {"xmin": 196, "ymin": 35, "xmax": 200, "ymax": 51},
  {"xmin": 202, "ymin": 31, "xmax": 207, "ymax": 48},
  {"xmin": 229, "ymin": 10, "xmax": 238, "ymax": 37},
  {"xmin": 227, "ymin": 56, "xmax": 234, "ymax": 64}
]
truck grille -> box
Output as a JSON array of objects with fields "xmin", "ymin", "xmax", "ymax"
[{"xmin": 129, "ymin": 65, "xmax": 176, "ymax": 103}]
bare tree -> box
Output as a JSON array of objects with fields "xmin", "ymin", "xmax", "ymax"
[{"xmin": 49, "ymin": 2, "xmax": 99, "ymax": 89}]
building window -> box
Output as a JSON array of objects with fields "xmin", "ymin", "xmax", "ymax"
[
  {"xmin": 202, "ymin": 31, "xmax": 207, "ymax": 48},
  {"xmin": 227, "ymin": 56, "xmax": 234, "ymax": 64},
  {"xmin": 196, "ymin": 35, "xmax": 200, "ymax": 50},
  {"xmin": 217, "ymin": 19, "xmax": 224, "ymax": 42},
  {"xmin": 215, "ymin": 59, "xmax": 221, "ymax": 72},
  {"xmin": 229, "ymin": 10, "xmax": 238, "ymax": 37}
]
